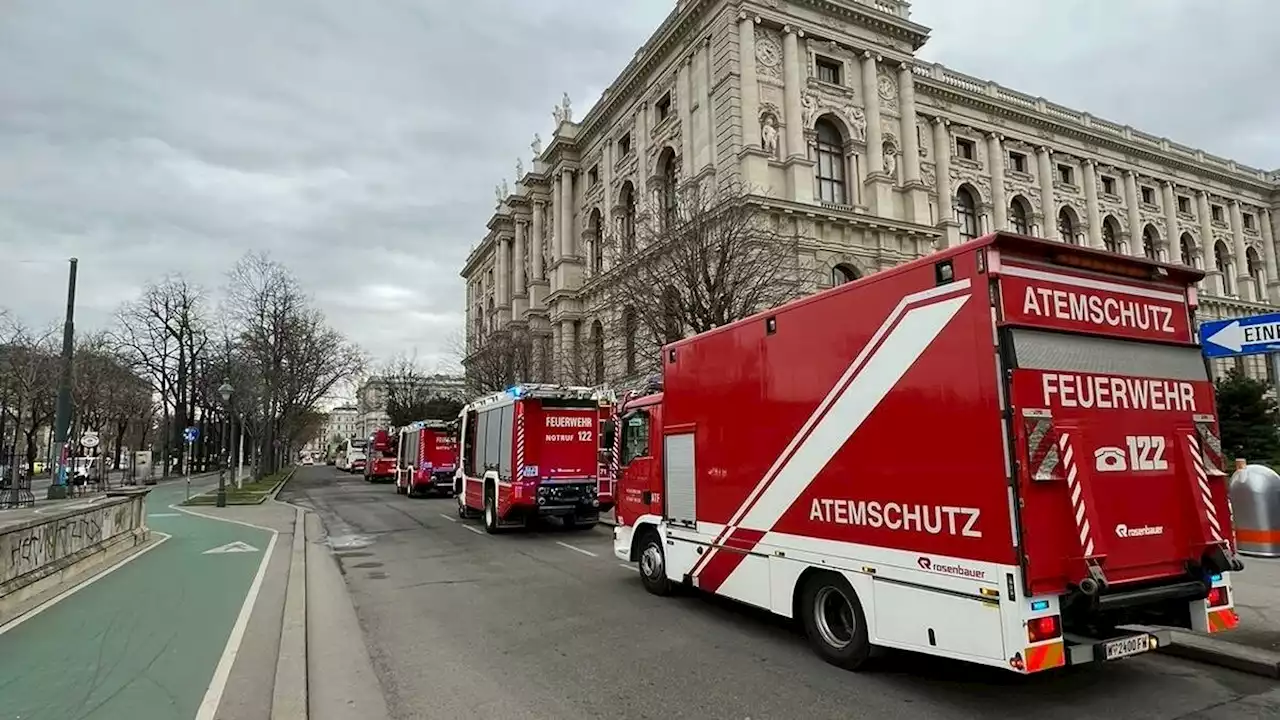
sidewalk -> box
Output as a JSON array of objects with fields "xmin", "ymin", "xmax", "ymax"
[
  {"xmin": 0, "ymin": 475, "xmax": 288, "ymax": 720},
  {"xmin": 1160, "ymin": 555, "xmax": 1280, "ymax": 678}
]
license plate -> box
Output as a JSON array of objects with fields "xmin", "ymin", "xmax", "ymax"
[{"xmin": 1103, "ymin": 634, "xmax": 1154, "ymax": 661}]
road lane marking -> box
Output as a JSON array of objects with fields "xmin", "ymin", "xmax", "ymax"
[
  {"xmin": 556, "ymin": 541, "xmax": 598, "ymax": 557},
  {"xmin": 438, "ymin": 514, "xmax": 457, "ymax": 523},
  {"xmin": 619, "ymin": 563, "xmax": 639, "ymax": 572},
  {"xmin": 464, "ymin": 525, "xmax": 485, "ymax": 535},
  {"xmin": 149, "ymin": 512, "xmax": 181, "ymax": 517},
  {"xmin": 0, "ymin": 531, "xmax": 172, "ymax": 636}
]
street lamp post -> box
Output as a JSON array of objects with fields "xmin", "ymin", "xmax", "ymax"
[{"xmin": 217, "ymin": 381, "xmax": 233, "ymax": 508}]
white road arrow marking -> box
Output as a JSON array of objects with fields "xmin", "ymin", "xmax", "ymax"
[
  {"xmin": 203, "ymin": 541, "xmax": 260, "ymax": 555},
  {"xmin": 1205, "ymin": 319, "xmax": 1280, "ymax": 353}
]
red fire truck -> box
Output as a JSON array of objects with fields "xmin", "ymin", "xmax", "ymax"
[
  {"xmin": 613, "ymin": 231, "xmax": 1243, "ymax": 675},
  {"xmin": 456, "ymin": 384, "xmax": 615, "ymax": 532},
  {"xmin": 363, "ymin": 428, "xmax": 398, "ymax": 483},
  {"xmin": 396, "ymin": 420, "xmax": 459, "ymax": 497}
]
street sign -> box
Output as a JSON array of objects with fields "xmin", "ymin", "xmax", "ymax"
[
  {"xmin": 1200, "ymin": 312, "xmax": 1280, "ymax": 359},
  {"xmin": 183, "ymin": 426, "xmax": 199, "ymax": 443},
  {"xmin": 80, "ymin": 432, "xmax": 100, "ymax": 449}
]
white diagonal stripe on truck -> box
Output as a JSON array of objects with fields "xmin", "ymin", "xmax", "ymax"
[{"xmin": 690, "ymin": 286, "xmax": 973, "ymax": 579}]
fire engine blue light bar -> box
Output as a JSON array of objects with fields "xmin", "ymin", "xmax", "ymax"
[
  {"xmin": 1210, "ymin": 574, "xmax": 1222, "ymax": 583},
  {"xmin": 1030, "ymin": 600, "xmax": 1050, "ymax": 612}
]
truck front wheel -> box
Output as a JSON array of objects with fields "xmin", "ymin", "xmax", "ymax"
[
  {"xmin": 483, "ymin": 487, "xmax": 500, "ymax": 534},
  {"xmin": 799, "ymin": 573, "xmax": 872, "ymax": 671},
  {"xmin": 637, "ymin": 530, "xmax": 672, "ymax": 596}
]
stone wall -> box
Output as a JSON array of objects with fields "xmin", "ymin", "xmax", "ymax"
[{"xmin": 1, "ymin": 493, "xmax": 146, "ymax": 591}]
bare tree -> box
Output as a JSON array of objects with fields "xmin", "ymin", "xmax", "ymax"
[
  {"xmin": 0, "ymin": 319, "xmax": 59, "ymax": 471},
  {"xmin": 452, "ymin": 326, "xmax": 534, "ymax": 396},
  {"xmin": 225, "ymin": 252, "xmax": 364, "ymax": 475},
  {"xmin": 594, "ymin": 179, "xmax": 815, "ymax": 381},
  {"xmin": 378, "ymin": 353, "xmax": 465, "ymax": 425}
]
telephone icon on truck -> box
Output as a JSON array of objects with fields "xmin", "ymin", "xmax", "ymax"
[{"xmin": 1094, "ymin": 446, "xmax": 1128, "ymax": 472}]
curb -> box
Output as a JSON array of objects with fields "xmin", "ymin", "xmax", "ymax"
[
  {"xmin": 267, "ymin": 468, "xmax": 298, "ymax": 503},
  {"xmin": 271, "ymin": 505, "xmax": 308, "ymax": 719},
  {"xmin": 1159, "ymin": 629, "xmax": 1280, "ymax": 679}
]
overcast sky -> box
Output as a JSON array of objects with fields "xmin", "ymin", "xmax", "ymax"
[{"xmin": 2, "ymin": 0, "xmax": 1276, "ymax": 377}]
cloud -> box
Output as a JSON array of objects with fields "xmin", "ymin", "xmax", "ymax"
[{"xmin": 1, "ymin": 0, "xmax": 1274, "ymax": 379}]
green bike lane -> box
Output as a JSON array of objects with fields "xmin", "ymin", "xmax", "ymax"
[{"xmin": 0, "ymin": 480, "xmax": 276, "ymax": 720}]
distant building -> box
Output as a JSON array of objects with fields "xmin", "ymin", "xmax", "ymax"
[
  {"xmin": 324, "ymin": 405, "xmax": 360, "ymax": 444},
  {"xmin": 354, "ymin": 374, "xmax": 466, "ymax": 436}
]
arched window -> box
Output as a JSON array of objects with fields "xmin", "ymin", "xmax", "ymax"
[
  {"xmin": 588, "ymin": 209, "xmax": 603, "ymax": 273},
  {"xmin": 1142, "ymin": 225, "xmax": 1159, "ymax": 260},
  {"xmin": 1248, "ymin": 247, "xmax": 1265, "ymax": 291},
  {"xmin": 659, "ymin": 149, "xmax": 678, "ymax": 228},
  {"xmin": 1215, "ymin": 241, "xmax": 1233, "ymax": 294},
  {"xmin": 620, "ymin": 183, "xmax": 636, "ymax": 255},
  {"xmin": 1058, "ymin": 207, "xmax": 1080, "ymax": 244},
  {"xmin": 832, "ymin": 263, "xmax": 858, "ymax": 287},
  {"xmin": 622, "ymin": 306, "xmax": 637, "ymax": 375},
  {"xmin": 814, "ymin": 119, "xmax": 847, "ymax": 205},
  {"xmin": 1009, "ymin": 196, "xmax": 1031, "ymax": 234},
  {"xmin": 1180, "ymin": 233, "xmax": 1196, "ymax": 267},
  {"xmin": 591, "ymin": 320, "xmax": 605, "ymax": 384},
  {"xmin": 1102, "ymin": 216, "xmax": 1120, "ymax": 253},
  {"xmin": 955, "ymin": 186, "xmax": 979, "ymax": 242}
]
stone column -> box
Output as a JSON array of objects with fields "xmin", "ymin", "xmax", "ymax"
[
  {"xmin": 1082, "ymin": 160, "xmax": 1102, "ymax": 249},
  {"xmin": 635, "ymin": 109, "xmax": 649, "ymax": 202},
  {"xmin": 704, "ymin": 38, "xmax": 716, "ymax": 171},
  {"xmin": 531, "ymin": 201, "xmax": 545, "ymax": 281},
  {"xmin": 1263, "ymin": 209, "xmax": 1279, "ymax": 303},
  {"xmin": 513, "ymin": 221, "xmax": 526, "ymax": 297},
  {"xmin": 1231, "ymin": 200, "xmax": 1253, "ymax": 300},
  {"xmin": 497, "ymin": 235, "xmax": 509, "ymax": 306},
  {"xmin": 861, "ymin": 52, "xmax": 884, "ymax": 175},
  {"xmin": 932, "ymin": 117, "xmax": 958, "ymax": 247},
  {"xmin": 563, "ymin": 320, "xmax": 578, "ymax": 382},
  {"xmin": 987, "ymin": 133, "xmax": 1006, "ymax": 231},
  {"xmin": 1036, "ymin": 146, "xmax": 1054, "ymax": 237},
  {"xmin": 1123, "ymin": 170, "xmax": 1142, "ymax": 257},
  {"xmin": 551, "ymin": 180, "xmax": 562, "ymax": 263},
  {"xmin": 552, "ymin": 324, "xmax": 563, "ymax": 383},
  {"xmin": 1197, "ymin": 190, "xmax": 1221, "ymax": 294},
  {"xmin": 560, "ymin": 169, "xmax": 575, "ymax": 258},
  {"xmin": 679, "ymin": 56, "xmax": 694, "ymax": 177},
  {"xmin": 900, "ymin": 64, "xmax": 921, "ymax": 185},
  {"xmin": 1161, "ymin": 181, "xmax": 1179, "ymax": 264},
  {"xmin": 738, "ymin": 14, "xmax": 761, "ymax": 150},
  {"xmin": 782, "ymin": 26, "xmax": 803, "ymax": 159}
]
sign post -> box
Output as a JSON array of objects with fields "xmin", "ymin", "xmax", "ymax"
[{"xmin": 183, "ymin": 426, "xmax": 199, "ymax": 501}]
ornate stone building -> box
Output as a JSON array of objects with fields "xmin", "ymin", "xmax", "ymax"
[{"xmin": 460, "ymin": 0, "xmax": 1279, "ymax": 388}]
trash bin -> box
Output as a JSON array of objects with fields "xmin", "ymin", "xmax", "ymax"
[{"xmin": 1229, "ymin": 461, "xmax": 1280, "ymax": 558}]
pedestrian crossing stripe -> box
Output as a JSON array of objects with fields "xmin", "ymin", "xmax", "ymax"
[{"xmin": 203, "ymin": 541, "xmax": 260, "ymax": 555}]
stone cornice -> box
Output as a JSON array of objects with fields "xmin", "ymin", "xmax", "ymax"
[
  {"xmin": 460, "ymin": 237, "xmax": 495, "ymax": 278},
  {"xmin": 914, "ymin": 74, "xmax": 1276, "ymax": 196},
  {"xmin": 749, "ymin": 194, "xmax": 942, "ymax": 239},
  {"xmin": 791, "ymin": 0, "xmax": 930, "ymax": 50}
]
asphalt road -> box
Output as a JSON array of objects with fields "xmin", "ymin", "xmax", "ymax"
[{"xmin": 282, "ymin": 465, "xmax": 1280, "ymax": 720}]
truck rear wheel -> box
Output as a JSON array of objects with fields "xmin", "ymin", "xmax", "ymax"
[
  {"xmin": 799, "ymin": 573, "xmax": 872, "ymax": 671},
  {"xmin": 483, "ymin": 488, "xmax": 500, "ymax": 534},
  {"xmin": 637, "ymin": 530, "xmax": 672, "ymax": 596}
]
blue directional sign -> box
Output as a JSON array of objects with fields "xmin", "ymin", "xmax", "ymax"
[
  {"xmin": 1199, "ymin": 312, "xmax": 1280, "ymax": 359},
  {"xmin": 183, "ymin": 426, "xmax": 200, "ymax": 443}
]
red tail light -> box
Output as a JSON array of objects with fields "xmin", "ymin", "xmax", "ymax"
[
  {"xmin": 1027, "ymin": 615, "xmax": 1062, "ymax": 643},
  {"xmin": 1207, "ymin": 586, "xmax": 1229, "ymax": 608}
]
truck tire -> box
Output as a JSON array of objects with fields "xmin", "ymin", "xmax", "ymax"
[
  {"xmin": 798, "ymin": 573, "xmax": 872, "ymax": 671},
  {"xmin": 456, "ymin": 494, "xmax": 471, "ymax": 519},
  {"xmin": 483, "ymin": 487, "xmax": 500, "ymax": 534},
  {"xmin": 637, "ymin": 529, "xmax": 673, "ymax": 596}
]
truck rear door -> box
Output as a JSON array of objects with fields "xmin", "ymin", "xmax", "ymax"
[
  {"xmin": 423, "ymin": 429, "xmax": 458, "ymax": 474},
  {"xmin": 994, "ymin": 245, "xmax": 1233, "ymax": 597},
  {"xmin": 531, "ymin": 399, "xmax": 601, "ymax": 480}
]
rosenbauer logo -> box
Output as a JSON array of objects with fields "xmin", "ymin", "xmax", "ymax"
[
  {"xmin": 1115, "ymin": 523, "xmax": 1164, "ymax": 538},
  {"xmin": 917, "ymin": 556, "xmax": 988, "ymax": 581}
]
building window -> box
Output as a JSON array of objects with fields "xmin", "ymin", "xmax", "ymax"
[
  {"xmin": 1142, "ymin": 225, "xmax": 1159, "ymax": 260},
  {"xmin": 659, "ymin": 149, "xmax": 678, "ymax": 228},
  {"xmin": 955, "ymin": 187, "xmax": 979, "ymax": 242},
  {"xmin": 814, "ymin": 119, "xmax": 847, "ymax": 205},
  {"xmin": 1140, "ymin": 186, "xmax": 1155, "ymax": 205},
  {"xmin": 655, "ymin": 92, "xmax": 672, "ymax": 123},
  {"xmin": 1244, "ymin": 213, "xmax": 1255, "ymax": 231},
  {"xmin": 832, "ymin": 264, "xmax": 858, "ymax": 287},
  {"xmin": 955, "ymin": 138, "xmax": 976, "ymax": 160},
  {"xmin": 620, "ymin": 183, "xmax": 636, "ymax": 254},
  {"xmin": 589, "ymin": 209, "xmax": 604, "ymax": 273},
  {"xmin": 1102, "ymin": 217, "xmax": 1119, "ymax": 253},
  {"xmin": 1180, "ymin": 233, "xmax": 1195, "ymax": 267},
  {"xmin": 623, "ymin": 306, "xmax": 637, "ymax": 374},
  {"xmin": 1248, "ymin": 248, "xmax": 1265, "ymax": 289},
  {"xmin": 587, "ymin": 166, "xmax": 599, "ymax": 187},
  {"xmin": 1101, "ymin": 176, "xmax": 1116, "ymax": 195},
  {"xmin": 1057, "ymin": 164, "xmax": 1074, "ymax": 185},
  {"xmin": 1010, "ymin": 196, "xmax": 1030, "ymax": 234},
  {"xmin": 1215, "ymin": 241, "xmax": 1232, "ymax": 292},
  {"xmin": 1212, "ymin": 204, "xmax": 1224, "ymax": 222},
  {"xmin": 618, "ymin": 133, "xmax": 631, "ymax": 156},
  {"xmin": 591, "ymin": 320, "xmax": 605, "ymax": 384},
  {"xmin": 815, "ymin": 56, "xmax": 841, "ymax": 85},
  {"xmin": 1178, "ymin": 196, "xmax": 1191, "ymax": 214},
  {"xmin": 1008, "ymin": 151, "xmax": 1027, "ymax": 173},
  {"xmin": 1058, "ymin": 207, "xmax": 1080, "ymax": 244}
]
